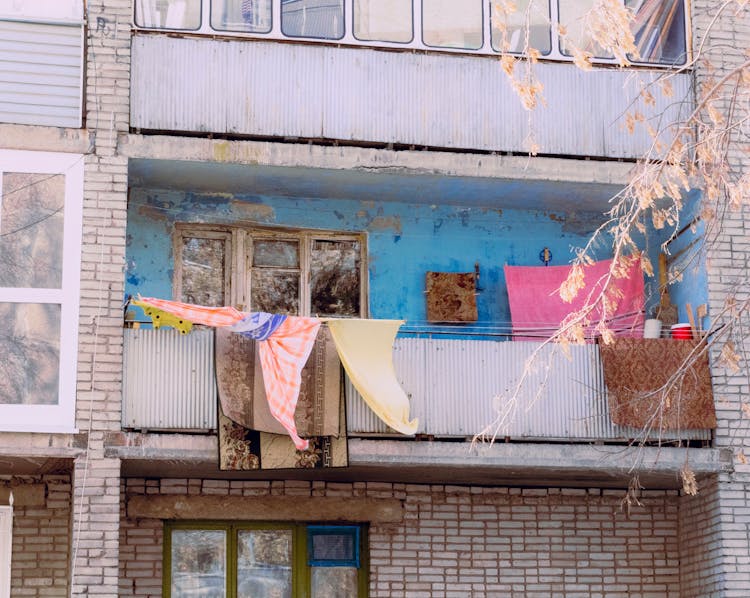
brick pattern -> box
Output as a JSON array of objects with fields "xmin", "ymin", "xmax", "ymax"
[
  {"xmin": 120, "ymin": 479, "xmax": 681, "ymax": 598},
  {"xmin": 3, "ymin": 475, "xmax": 71, "ymax": 597}
]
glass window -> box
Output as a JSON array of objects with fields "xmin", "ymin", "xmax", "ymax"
[
  {"xmin": 627, "ymin": 0, "xmax": 686, "ymax": 65},
  {"xmin": 0, "ymin": 0, "xmax": 83, "ymax": 21},
  {"xmin": 237, "ymin": 530, "xmax": 293, "ymax": 597},
  {"xmin": 422, "ymin": 0, "xmax": 483, "ymax": 50},
  {"xmin": 491, "ymin": 0, "xmax": 551, "ymax": 54},
  {"xmin": 170, "ymin": 530, "xmax": 227, "ymax": 597},
  {"xmin": 353, "ymin": 0, "xmax": 413, "ymax": 43},
  {"xmin": 310, "ymin": 239, "xmax": 360, "ymax": 317},
  {"xmin": 211, "ymin": 0, "xmax": 272, "ymax": 33},
  {"xmin": 135, "ymin": 0, "xmax": 202, "ymax": 30},
  {"xmin": 0, "ymin": 151, "xmax": 83, "ymax": 433},
  {"xmin": 165, "ymin": 523, "xmax": 367, "ymax": 598},
  {"xmin": 175, "ymin": 226, "xmax": 365, "ymax": 317},
  {"xmin": 558, "ymin": 0, "xmax": 614, "ymax": 58},
  {"xmin": 281, "ymin": 0, "xmax": 345, "ymax": 40},
  {"xmin": 180, "ymin": 235, "xmax": 230, "ymax": 307}
]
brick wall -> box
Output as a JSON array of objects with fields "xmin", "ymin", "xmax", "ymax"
[
  {"xmin": 2, "ymin": 475, "xmax": 72, "ymax": 597},
  {"xmin": 120, "ymin": 479, "xmax": 681, "ymax": 598}
]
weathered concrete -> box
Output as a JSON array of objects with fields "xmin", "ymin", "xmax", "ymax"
[
  {"xmin": 127, "ymin": 494, "xmax": 404, "ymax": 523},
  {"xmin": 0, "ymin": 123, "xmax": 93, "ymax": 154},
  {"xmin": 119, "ymin": 133, "xmax": 634, "ymax": 186},
  {"xmin": 106, "ymin": 432, "xmax": 730, "ymax": 489}
]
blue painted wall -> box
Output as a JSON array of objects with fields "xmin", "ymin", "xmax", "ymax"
[{"xmin": 126, "ymin": 188, "xmax": 669, "ymax": 333}]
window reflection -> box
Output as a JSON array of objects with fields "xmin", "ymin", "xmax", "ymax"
[
  {"xmin": 354, "ymin": 0, "xmax": 412, "ymax": 43},
  {"xmin": 281, "ymin": 0, "xmax": 344, "ymax": 39},
  {"xmin": 135, "ymin": 0, "xmax": 202, "ymax": 30},
  {"xmin": 211, "ymin": 0, "xmax": 272, "ymax": 33},
  {"xmin": 422, "ymin": 0, "xmax": 483, "ymax": 49}
]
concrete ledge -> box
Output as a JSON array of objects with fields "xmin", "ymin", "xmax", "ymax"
[
  {"xmin": 127, "ymin": 495, "xmax": 404, "ymax": 523},
  {"xmin": 0, "ymin": 124, "xmax": 92, "ymax": 154},
  {"xmin": 108, "ymin": 432, "xmax": 730, "ymax": 489},
  {"xmin": 118, "ymin": 133, "xmax": 633, "ymax": 186}
]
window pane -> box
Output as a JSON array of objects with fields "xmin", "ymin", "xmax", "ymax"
[
  {"xmin": 180, "ymin": 237, "xmax": 227, "ymax": 306},
  {"xmin": 281, "ymin": 0, "xmax": 344, "ymax": 40},
  {"xmin": 354, "ymin": 0, "xmax": 412, "ymax": 43},
  {"xmin": 237, "ymin": 530, "xmax": 292, "ymax": 598},
  {"xmin": 171, "ymin": 530, "xmax": 226, "ymax": 598},
  {"xmin": 491, "ymin": 0, "xmax": 551, "ymax": 54},
  {"xmin": 251, "ymin": 270, "xmax": 300, "ymax": 314},
  {"xmin": 627, "ymin": 0, "xmax": 686, "ymax": 65},
  {"xmin": 558, "ymin": 0, "xmax": 614, "ymax": 58},
  {"xmin": 211, "ymin": 0, "xmax": 272, "ymax": 33},
  {"xmin": 422, "ymin": 0, "xmax": 482, "ymax": 49},
  {"xmin": 310, "ymin": 240, "xmax": 360, "ymax": 317},
  {"xmin": 135, "ymin": 0, "xmax": 202, "ymax": 30},
  {"xmin": 311, "ymin": 567, "xmax": 358, "ymax": 598},
  {"xmin": 253, "ymin": 240, "xmax": 300, "ymax": 268},
  {"xmin": 0, "ymin": 303, "xmax": 60, "ymax": 406},
  {"xmin": 0, "ymin": 172, "xmax": 64, "ymax": 288}
]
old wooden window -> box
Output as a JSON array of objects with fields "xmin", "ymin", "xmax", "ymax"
[
  {"xmin": 0, "ymin": 150, "xmax": 83, "ymax": 433},
  {"xmin": 164, "ymin": 522, "xmax": 368, "ymax": 597},
  {"xmin": 174, "ymin": 224, "xmax": 367, "ymax": 317}
]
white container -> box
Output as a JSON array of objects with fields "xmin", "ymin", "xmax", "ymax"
[{"xmin": 643, "ymin": 319, "xmax": 663, "ymax": 339}]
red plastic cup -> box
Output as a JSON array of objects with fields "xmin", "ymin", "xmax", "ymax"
[{"xmin": 671, "ymin": 323, "xmax": 693, "ymax": 340}]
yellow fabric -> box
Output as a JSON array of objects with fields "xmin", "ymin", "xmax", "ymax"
[
  {"xmin": 325, "ymin": 319, "xmax": 418, "ymax": 435},
  {"xmin": 132, "ymin": 300, "xmax": 193, "ymax": 334}
]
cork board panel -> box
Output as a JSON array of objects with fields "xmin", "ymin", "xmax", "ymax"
[{"xmin": 425, "ymin": 272, "xmax": 477, "ymax": 322}]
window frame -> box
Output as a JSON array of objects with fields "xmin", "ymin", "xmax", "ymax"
[
  {"xmin": 0, "ymin": 504, "xmax": 10, "ymax": 598},
  {"xmin": 0, "ymin": 150, "xmax": 83, "ymax": 433},
  {"xmin": 163, "ymin": 521, "xmax": 369, "ymax": 598},
  {"xmin": 132, "ymin": 0, "xmax": 690, "ymax": 68},
  {"xmin": 173, "ymin": 223, "xmax": 369, "ymax": 317}
]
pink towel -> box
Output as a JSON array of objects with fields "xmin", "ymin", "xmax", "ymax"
[
  {"xmin": 257, "ymin": 316, "xmax": 322, "ymax": 451},
  {"xmin": 504, "ymin": 258, "xmax": 645, "ymax": 340}
]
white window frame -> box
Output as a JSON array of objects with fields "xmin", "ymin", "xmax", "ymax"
[
  {"xmin": 132, "ymin": 0, "xmax": 690, "ymax": 68},
  {"xmin": 0, "ymin": 503, "xmax": 10, "ymax": 598},
  {"xmin": 0, "ymin": 150, "xmax": 83, "ymax": 433},
  {"xmin": 174, "ymin": 223, "xmax": 368, "ymax": 317}
]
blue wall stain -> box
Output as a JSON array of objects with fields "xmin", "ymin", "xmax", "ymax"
[{"xmin": 125, "ymin": 187, "xmax": 705, "ymax": 333}]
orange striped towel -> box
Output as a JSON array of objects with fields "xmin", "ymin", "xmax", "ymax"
[
  {"xmin": 135, "ymin": 297, "xmax": 245, "ymax": 328},
  {"xmin": 258, "ymin": 316, "xmax": 321, "ymax": 451}
]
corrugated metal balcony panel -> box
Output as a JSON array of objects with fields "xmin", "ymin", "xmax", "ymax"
[
  {"xmin": 0, "ymin": 19, "xmax": 82, "ymax": 127},
  {"xmin": 123, "ymin": 328, "xmax": 217, "ymax": 430},
  {"xmin": 131, "ymin": 34, "xmax": 691, "ymax": 158}
]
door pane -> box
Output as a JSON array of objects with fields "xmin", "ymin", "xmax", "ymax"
[
  {"xmin": 490, "ymin": 0, "xmax": 551, "ymax": 54},
  {"xmin": 251, "ymin": 270, "xmax": 300, "ymax": 314},
  {"xmin": 212, "ymin": 0, "xmax": 272, "ymax": 33},
  {"xmin": 422, "ymin": 0, "xmax": 482, "ymax": 49},
  {"xmin": 354, "ymin": 0, "xmax": 412, "ymax": 43},
  {"xmin": 237, "ymin": 530, "xmax": 293, "ymax": 598},
  {"xmin": 281, "ymin": 0, "xmax": 344, "ymax": 40},
  {"xmin": 180, "ymin": 236, "xmax": 227, "ymax": 306},
  {"xmin": 0, "ymin": 172, "xmax": 64, "ymax": 288},
  {"xmin": 311, "ymin": 567, "xmax": 358, "ymax": 598},
  {"xmin": 0, "ymin": 303, "xmax": 60, "ymax": 405},
  {"xmin": 310, "ymin": 239, "xmax": 360, "ymax": 317},
  {"xmin": 253, "ymin": 240, "xmax": 300, "ymax": 268},
  {"xmin": 171, "ymin": 530, "xmax": 226, "ymax": 598}
]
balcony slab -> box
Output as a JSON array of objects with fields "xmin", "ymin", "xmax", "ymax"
[{"xmin": 106, "ymin": 432, "xmax": 731, "ymax": 490}]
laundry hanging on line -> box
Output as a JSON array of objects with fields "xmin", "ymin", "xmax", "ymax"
[{"xmin": 132, "ymin": 296, "xmax": 419, "ymax": 446}]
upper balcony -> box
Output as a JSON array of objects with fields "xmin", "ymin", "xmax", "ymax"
[{"xmin": 130, "ymin": 0, "xmax": 693, "ymax": 160}]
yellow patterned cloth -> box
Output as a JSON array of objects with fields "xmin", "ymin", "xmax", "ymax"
[
  {"xmin": 325, "ymin": 319, "xmax": 418, "ymax": 436},
  {"xmin": 131, "ymin": 299, "xmax": 193, "ymax": 334}
]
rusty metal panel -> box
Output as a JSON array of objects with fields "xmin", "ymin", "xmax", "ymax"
[
  {"xmin": 131, "ymin": 34, "xmax": 690, "ymax": 158},
  {"xmin": 0, "ymin": 19, "xmax": 82, "ymax": 128},
  {"xmin": 123, "ymin": 328, "xmax": 217, "ymax": 431}
]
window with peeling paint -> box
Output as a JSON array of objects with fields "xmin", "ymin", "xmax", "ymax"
[{"xmin": 174, "ymin": 225, "xmax": 366, "ymax": 317}]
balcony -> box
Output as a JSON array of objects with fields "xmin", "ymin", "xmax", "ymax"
[{"xmin": 122, "ymin": 327, "xmax": 711, "ymax": 444}]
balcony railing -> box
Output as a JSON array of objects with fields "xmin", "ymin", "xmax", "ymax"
[{"xmin": 122, "ymin": 327, "xmax": 711, "ymax": 442}]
